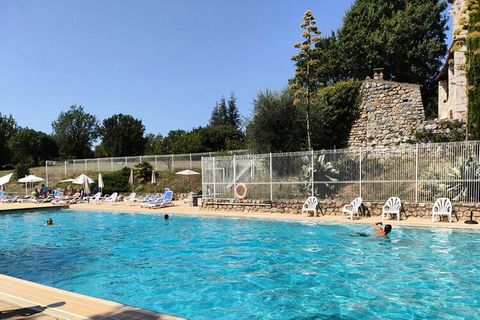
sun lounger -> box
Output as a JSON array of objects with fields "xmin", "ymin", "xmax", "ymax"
[
  {"xmin": 104, "ymin": 192, "xmax": 118, "ymax": 205},
  {"xmin": 123, "ymin": 193, "xmax": 136, "ymax": 206},
  {"xmin": 145, "ymin": 191, "xmax": 174, "ymax": 209}
]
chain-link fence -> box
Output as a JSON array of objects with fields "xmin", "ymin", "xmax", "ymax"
[
  {"xmin": 202, "ymin": 141, "xmax": 480, "ymax": 204},
  {"xmin": 45, "ymin": 150, "xmax": 248, "ymax": 186}
]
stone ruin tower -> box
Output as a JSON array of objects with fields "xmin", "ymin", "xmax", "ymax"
[{"xmin": 438, "ymin": 0, "xmax": 469, "ymax": 120}]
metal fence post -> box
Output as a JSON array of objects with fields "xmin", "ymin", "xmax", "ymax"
[
  {"xmin": 415, "ymin": 143, "xmax": 419, "ymax": 203},
  {"xmin": 125, "ymin": 157, "xmax": 128, "ymax": 168},
  {"xmin": 270, "ymin": 153, "xmax": 273, "ymax": 201},
  {"xmin": 213, "ymin": 157, "xmax": 216, "ymax": 198},
  {"xmin": 359, "ymin": 148, "xmax": 363, "ymax": 198},
  {"xmin": 64, "ymin": 161, "xmax": 67, "ymax": 176},
  {"xmin": 111, "ymin": 158, "xmax": 113, "ymax": 171},
  {"xmin": 311, "ymin": 150, "xmax": 315, "ymax": 197},
  {"xmin": 233, "ymin": 155, "xmax": 236, "ymax": 199},
  {"xmin": 172, "ymin": 155, "xmax": 175, "ymax": 172},
  {"xmin": 201, "ymin": 157, "xmax": 205, "ymax": 197},
  {"xmin": 190, "ymin": 154, "xmax": 192, "ymax": 169},
  {"xmin": 155, "ymin": 156, "xmax": 158, "ymax": 170},
  {"xmin": 45, "ymin": 161, "xmax": 49, "ymax": 186},
  {"xmin": 97, "ymin": 159, "xmax": 100, "ymax": 172}
]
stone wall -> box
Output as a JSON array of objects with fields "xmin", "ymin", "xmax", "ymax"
[
  {"xmin": 348, "ymin": 79, "xmax": 425, "ymax": 148},
  {"xmin": 201, "ymin": 198, "xmax": 480, "ymax": 221}
]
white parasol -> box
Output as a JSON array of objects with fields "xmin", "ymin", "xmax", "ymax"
[
  {"xmin": 18, "ymin": 175, "xmax": 45, "ymax": 196},
  {"xmin": 175, "ymin": 169, "xmax": 200, "ymax": 176},
  {"xmin": 0, "ymin": 173, "xmax": 13, "ymax": 191},
  {"xmin": 151, "ymin": 170, "xmax": 156, "ymax": 184},
  {"xmin": 98, "ymin": 173, "xmax": 104, "ymax": 190},
  {"xmin": 128, "ymin": 169, "xmax": 134, "ymax": 185},
  {"xmin": 175, "ymin": 170, "xmax": 200, "ymax": 191},
  {"xmin": 72, "ymin": 174, "xmax": 94, "ymax": 185}
]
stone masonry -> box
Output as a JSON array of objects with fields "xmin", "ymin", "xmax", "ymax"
[
  {"xmin": 201, "ymin": 198, "xmax": 480, "ymax": 221},
  {"xmin": 348, "ymin": 76, "xmax": 425, "ymax": 148}
]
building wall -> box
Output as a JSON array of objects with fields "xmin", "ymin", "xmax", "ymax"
[{"xmin": 438, "ymin": 0, "xmax": 469, "ymax": 120}]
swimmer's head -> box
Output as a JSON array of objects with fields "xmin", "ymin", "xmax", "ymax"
[
  {"xmin": 164, "ymin": 214, "xmax": 169, "ymax": 220},
  {"xmin": 384, "ymin": 224, "xmax": 392, "ymax": 234}
]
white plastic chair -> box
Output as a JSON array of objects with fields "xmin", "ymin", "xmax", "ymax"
[
  {"xmin": 342, "ymin": 197, "xmax": 362, "ymax": 220},
  {"xmin": 302, "ymin": 196, "xmax": 318, "ymax": 217},
  {"xmin": 432, "ymin": 198, "xmax": 452, "ymax": 223},
  {"xmin": 382, "ymin": 197, "xmax": 402, "ymax": 222}
]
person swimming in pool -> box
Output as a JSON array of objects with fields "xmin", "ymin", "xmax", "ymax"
[
  {"xmin": 46, "ymin": 218, "xmax": 53, "ymax": 226},
  {"xmin": 355, "ymin": 222, "xmax": 392, "ymax": 237}
]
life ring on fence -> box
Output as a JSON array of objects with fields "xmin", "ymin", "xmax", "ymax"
[{"xmin": 234, "ymin": 183, "xmax": 248, "ymax": 200}]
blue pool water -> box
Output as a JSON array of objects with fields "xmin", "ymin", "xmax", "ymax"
[{"xmin": 0, "ymin": 210, "xmax": 479, "ymax": 319}]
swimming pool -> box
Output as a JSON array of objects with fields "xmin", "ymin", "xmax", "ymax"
[{"xmin": 0, "ymin": 210, "xmax": 479, "ymax": 319}]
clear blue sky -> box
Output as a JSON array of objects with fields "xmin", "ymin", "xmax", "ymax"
[{"xmin": 0, "ymin": 0, "xmax": 451, "ymax": 136}]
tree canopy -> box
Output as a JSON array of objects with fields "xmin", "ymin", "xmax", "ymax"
[
  {"xmin": 0, "ymin": 113, "xmax": 18, "ymax": 166},
  {"xmin": 99, "ymin": 114, "xmax": 147, "ymax": 157},
  {"xmin": 52, "ymin": 105, "xmax": 99, "ymax": 159},
  {"xmin": 334, "ymin": 0, "xmax": 448, "ymax": 116},
  {"xmin": 8, "ymin": 128, "xmax": 58, "ymax": 166},
  {"xmin": 246, "ymin": 90, "xmax": 305, "ymax": 153}
]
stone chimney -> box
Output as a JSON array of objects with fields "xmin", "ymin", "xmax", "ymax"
[{"xmin": 373, "ymin": 68, "xmax": 384, "ymax": 80}]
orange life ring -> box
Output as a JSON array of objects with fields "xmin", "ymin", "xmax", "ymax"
[{"xmin": 234, "ymin": 183, "xmax": 248, "ymax": 200}]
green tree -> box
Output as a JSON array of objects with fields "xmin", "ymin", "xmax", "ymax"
[
  {"xmin": 134, "ymin": 161, "xmax": 154, "ymax": 182},
  {"xmin": 218, "ymin": 97, "xmax": 228, "ymax": 125},
  {"xmin": 162, "ymin": 130, "xmax": 188, "ymax": 154},
  {"xmin": 209, "ymin": 102, "xmax": 221, "ymax": 126},
  {"xmin": 227, "ymin": 93, "xmax": 241, "ymax": 129},
  {"xmin": 246, "ymin": 90, "xmax": 305, "ymax": 153},
  {"xmin": 8, "ymin": 128, "xmax": 59, "ymax": 166},
  {"xmin": 13, "ymin": 163, "xmax": 30, "ymax": 180},
  {"xmin": 209, "ymin": 96, "xmax": 230, "ymax": 126},
  {"xmin": 99, "ymin": 114, "xmax": 146, "ymax": 157},
  {"xmin": 336, "ymin": 0, "xmax": 448, "ymax": 116},
  {"xmin": 198, "ymin": 125, "xmax": 244, "ymax": 152},
  {"xmin": 290, "ymin": 10, "xmax": 322, "ymax": 150},
  {"xmin": 144, "ymin": 133, "xmax": 165, "ymax": 155},
  {"xmin": 52, "ymin": 105, "xmax": 99, "ymax": 159},
  {"xmin": 0, "ymin": 113, "xmax": 18, "ymax": 166},
  {"xmin": 173, "ymin": 130, "xmax": 204, "ymax": 153},
  {"xmin": 311, "ymin": 80, "xmax": 362, "ymax": 149}
]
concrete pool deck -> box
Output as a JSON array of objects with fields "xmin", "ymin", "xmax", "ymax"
[
  {"xmin": 64, "ymin": 201, "xmax": 480, "ymax": 230},
  {"xmin": 1, "ymin": 201, "xmax": 480, "ymax": 230},
  {"xmin": 0, "ymin": 275, "xmax": 183, "ymax": 320}
]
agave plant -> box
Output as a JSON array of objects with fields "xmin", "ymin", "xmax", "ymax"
[
  {"xmin": 420, "ymin": 156, "xmax": 480, "ymax": 202},
  {"xmin": 446, "ymin": 157, "xmax": 480, "ymax": 202},
  {"xmin": 303, "ymin": 154, "xmax": 340, "ymax": 199}
]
